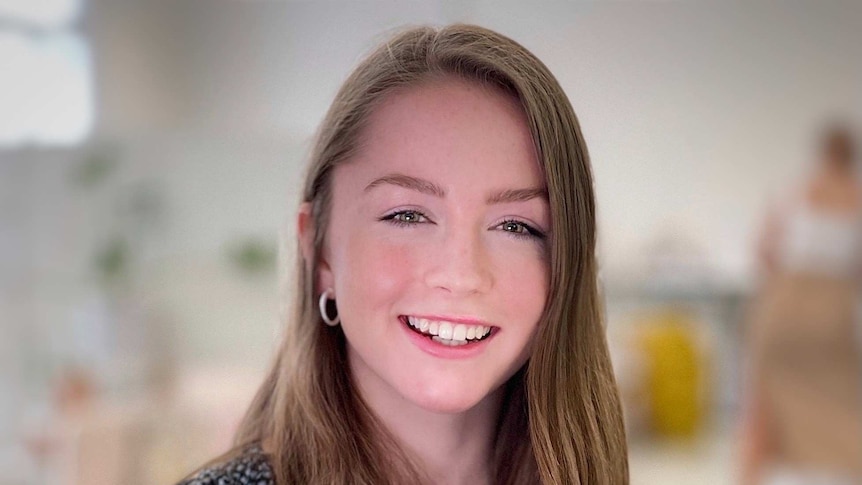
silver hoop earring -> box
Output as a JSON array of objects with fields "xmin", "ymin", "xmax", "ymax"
[{"xmin": 318, "ymin": 288, "xmax": 340, "ymax": 326}]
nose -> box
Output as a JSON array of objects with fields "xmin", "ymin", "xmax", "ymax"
[{"xmin": 423, "ymin": 225, "xmax": 494, "ymax": 296}]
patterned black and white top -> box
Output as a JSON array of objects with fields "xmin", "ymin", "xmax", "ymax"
[{"xmin": 177, "ymin": 444, "xmax": 274, "ymax": 485}]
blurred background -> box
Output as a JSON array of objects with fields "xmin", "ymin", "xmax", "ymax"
[{"xmin": 2, "ymin": 1, "xmax": 861, "ymax": 484}]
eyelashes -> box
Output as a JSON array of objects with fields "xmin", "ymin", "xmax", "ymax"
[
  {"xmin": 379, "ymin": 209, "xmax": 547, "ymax": 241},
  {"xmin": 498, "ymin": 219, "xmax": 546, "ymax": 239},
  {"xmin": 381, "ymin": 209, "xmax": 430, "ymax": 226}
]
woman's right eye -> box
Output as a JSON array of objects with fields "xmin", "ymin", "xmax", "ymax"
[{"xmin": 380, "ymin": 210, "xmax": 430, "ymax": 226}]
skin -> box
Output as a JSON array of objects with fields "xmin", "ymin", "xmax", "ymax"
[
  {"xmin": 806, "ymin": 145, "xmax": 859, "ymax": 215},
  {"xmin": 299, "ymin": 78, "xmax": 550, "ymax": 484}
]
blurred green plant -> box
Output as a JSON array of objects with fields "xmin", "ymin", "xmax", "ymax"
[
  {"xmin": 94, "ymin": 236, "xmax": 129, "ymax": 284},
  {"xmin": 70, "ymin": 146, "xmax": 119, "ymax": 189},
  {"xmin": 70, "ymin": 145, "xmax": 165, "ymax": 291},
  {"xmin": 227, "ymin": 238, "xmax": 277, "ymax": 275}
]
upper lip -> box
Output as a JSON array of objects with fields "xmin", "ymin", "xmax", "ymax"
[{"xmin": 402, "ymin": 314, "xmax": 495, "ymax": 327}]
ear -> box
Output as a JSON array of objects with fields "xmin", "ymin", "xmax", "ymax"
[{"xmin": 297, "ymin": 201, "xmax": 335, "ymax": 295}]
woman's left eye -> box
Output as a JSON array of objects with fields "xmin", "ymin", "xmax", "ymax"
[{"xmin": 497, "ymin": 220, "xmax": 545, "ymax": 240}]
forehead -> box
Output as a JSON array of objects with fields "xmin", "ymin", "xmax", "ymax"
[{"xmin": 346, "ymin": 77, "xmax": 543, "ymax": 188}]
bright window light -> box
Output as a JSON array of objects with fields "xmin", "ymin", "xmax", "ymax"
[
  {"xmin": 0, "ymin": 0, "xmax": 81, "ymax": 29},
  {"xmin": 0, "ymin": 2, "xmax": 92, "ymax": 147}
]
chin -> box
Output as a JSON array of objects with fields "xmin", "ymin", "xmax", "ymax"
[{"xmin": 404, "ymin": 383, "xmax": 494, "ymax": 414}]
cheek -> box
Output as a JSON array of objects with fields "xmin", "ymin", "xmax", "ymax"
[
  {"xmin": 493, "ymin": 249, "xmax": 549, "ymax": 331},
  {"xmin": 337, "ymin": 234, "xmax": 419, "ymax": 315}
]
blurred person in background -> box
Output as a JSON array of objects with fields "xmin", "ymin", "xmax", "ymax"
[
  {"xmin": 741, "ymin": 123, "xmax": 862, "ymax": 485},
  {"xmin": 176, "ymin": 25, "xmax": 628, "ymax": 485}
]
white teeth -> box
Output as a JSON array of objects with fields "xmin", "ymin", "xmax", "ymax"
[
  {"xmin": 438, "ymin": 322, "xmax": 453, "ymax": 340},
  {"xmin": 432, "ymin": 336, "xmax": 468, "ymax": 346},
  {"xmin": 404, "ymin": 316, "xmax": 492, "ymax": 343}
]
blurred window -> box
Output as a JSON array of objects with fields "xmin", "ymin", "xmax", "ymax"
[{"xmin": 0, "ymin": 0, "xmax": 92, "ymax": 147}]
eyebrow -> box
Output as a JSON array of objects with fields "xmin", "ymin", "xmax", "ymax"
[
  {"xmin": 364, "ymin": 173, "xmax": 548, "ymax": 204},
  {"xmin": 364, "ymin": 173, "xmax": 445, "ymax": 198},
  {"xmin": 486, "ymin": 187, "xmax": 548, "ymax": 204}
]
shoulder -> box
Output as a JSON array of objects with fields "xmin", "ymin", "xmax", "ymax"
[{"xmin": 176, "ymin": 444, "xmax": 274, "ymax": 485}]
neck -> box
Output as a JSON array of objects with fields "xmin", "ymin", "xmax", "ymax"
[
  {"xmin": 351, "ymin": 361, "xmax": 504, "ymax": 485},
  {"xmin": 819, "ymin": 158, "xmax": 854, "ymax": 179}
]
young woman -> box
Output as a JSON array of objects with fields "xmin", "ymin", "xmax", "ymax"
[{"xmin": 179, "ymin": 24, "xmax": 628, "ymax": 485}]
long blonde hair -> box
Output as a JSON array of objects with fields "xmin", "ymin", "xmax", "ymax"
[{"xmin": 233, "ymin": 24, "xmax": 628, "ymax": 484}]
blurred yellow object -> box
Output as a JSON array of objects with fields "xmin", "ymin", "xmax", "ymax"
[{"xmin": 639, "ymin": 309, "xmax": 705, "ymax": 438}]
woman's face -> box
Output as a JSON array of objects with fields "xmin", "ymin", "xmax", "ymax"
[{"xmin": 313, "ymin": 78, "xmax": 550, "ymax": 413}]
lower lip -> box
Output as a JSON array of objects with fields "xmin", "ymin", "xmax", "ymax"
[{"xmin": 399, "ymin": 316, "xmax": 494, "ymax": 359}]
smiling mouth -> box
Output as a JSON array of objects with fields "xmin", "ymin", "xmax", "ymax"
[{"xmin": 400, "ymin": 315, "xmax": 495, "ymax": 347}]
